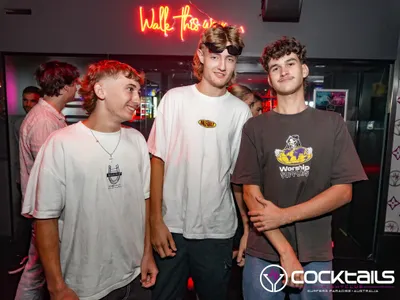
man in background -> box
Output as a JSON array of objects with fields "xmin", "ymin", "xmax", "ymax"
[{"xmin": 15, "ymin": 60, "xmax": 80, "ymax": 299}]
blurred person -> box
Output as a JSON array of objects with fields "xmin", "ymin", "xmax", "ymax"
[
  {"xmin": 229, "ymin": 84, "xmax": 263, "ymax": 117},
  {"xmin": 15, "ymin": 61, "xmax": 80, "ymax": 299},
  {"xmin": 8, "ymin": 86, "xmax": 41, "ymax": 275}
]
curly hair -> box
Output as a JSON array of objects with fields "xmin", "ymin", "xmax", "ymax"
[
  {"xmin": 193, "ymin": 23, "xmax": 244, "ymax": 85},
  {"xmin": 35, "ymin": 61, "xmax": 80, "ymax": 97},
  {"xmin": 261, "ymin": 36, "xmax": 307, "ymax": 73},
  {"xmin": 79, "ymin": 60, "xmax": 145, "ymax": 115}
]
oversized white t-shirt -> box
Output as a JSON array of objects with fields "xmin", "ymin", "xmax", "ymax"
[
  {"xmin": 147, "ymin": 84, "xmax": 252, "ymax": 239},
  {"xmin": 22, "ymin": 121, "xmax": 150, "ymax": 300}
]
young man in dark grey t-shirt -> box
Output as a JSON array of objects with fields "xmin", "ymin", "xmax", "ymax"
[{"xmin": 232, "ymin": 37, "xmax": 367, "ymax": 299}]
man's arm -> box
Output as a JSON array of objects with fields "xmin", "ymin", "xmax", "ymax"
[
  {"xmin": 243, "ymin": 185, "xmax": 294, "ymax": 256},
  {"xmin": 249, "ymin": 184, "xmax": 352, "ymax": 231},
  {"xmin": 150, "ymin": 156, "xmax": 165, "ymax": 223},
  {"xmin": 285, "ymin": 184, "xmax": 352, "ymax": 224},
  {"xmin": 35, "ymin": 219, "xmax": 77, "ymax": 298},
  {"xmin": 149, "ymin": 156, "xmax": 176, "ymax": 258},
  {"xmin": 144, "ymin": 199, "xmax": 152, "ymax": 255},
  {"xmin": 243, "ymin": 185, "xmax": 304, "ymax": 287},
  {"xmin": 232, "ymin": 184, "xmax": 249, "ymax": 232},
  {"xmin": 141, "ymin": 198, "xmax": 158, "ymax": 288}
]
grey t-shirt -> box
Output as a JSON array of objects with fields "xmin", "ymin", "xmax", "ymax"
[{"xmin": 232, "ymin": 107, "xmax": 367, "ymax": 262}]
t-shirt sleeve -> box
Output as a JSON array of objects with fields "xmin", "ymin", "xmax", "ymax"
[
  {"xmin": 331, "ymin": 115, "xmax": 368, "ymax": 185},
  {"xmin": 21, "ymin": 135, "xmax": 66, "ymax": 219},
  {"xmin": 140, "ymin": 135, "xmax": 151, "ymax": 200},
  {"xmin": 147, "ymin": 96, "xmax": 168, "ymax": 161},
  {"xmin": 232, "ymin": 120, "xmax": 262, "ymax": 186},
  {"xmin": 230, "ymin": 109, "xmax": 252, "ymax": 175}
]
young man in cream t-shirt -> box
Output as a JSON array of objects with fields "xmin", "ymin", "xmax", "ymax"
[
  {"xmin": 21, "ymin": 60, "xmax": 158, "ymax": 300},
  {"xmin": 148, "ymin": 24, "xmax": 252, "ymax": 300}
]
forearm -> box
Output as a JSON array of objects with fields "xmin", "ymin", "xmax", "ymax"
[
  {"xmin": 285, "ymin": 184, "xmax": 352, "ymax": 224},
  {"xmin": 35, "ymin": 219, "xmax": 65, "ymax": 293},
  {"xmin": 150, "ymin": 156, "xmax": 164, "ymax": 222},
  {"xmin": 243, "ymin": 185, "xmax": 294, "ymax": 255},
  {"xmin": 232, "ymin": 184, "xmax": 249, "ymax": 232},
  {"xmin": 144, "ymin": 199, "xmax": 152, "ymax": 254}
]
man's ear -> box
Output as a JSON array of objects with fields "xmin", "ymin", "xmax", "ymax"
[
  {"xmin": 197, "ymin": 49, "xmax": 205, "ymax": 64},
  {"xmin": 94, "ymin": 83, "xmax": 106, "ymax": 100},
  {"xmin": 302, "ymin": 64, "xmax": 309, "ymax": 79},
  {"xmin": 267, "ymin": 75, "xmax": 272, "ymax": 87}
]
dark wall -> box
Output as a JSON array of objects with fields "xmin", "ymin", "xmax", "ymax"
[{"xmin": 0, "ymin": 0, "xmax": 399, "ymax": 59}]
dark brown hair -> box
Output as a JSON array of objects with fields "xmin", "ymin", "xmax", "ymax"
[
  {"xmin": 35, "ymin": 61, "xmax": 80, "ymax": 97},
  {"xmin": 261, "ymin": 36, "xmax": 307, "ymax": 73}
]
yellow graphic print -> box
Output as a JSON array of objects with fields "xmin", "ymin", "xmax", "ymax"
[
  {"xmin": 275, "ymin": 135, "xmax": 313, "ymax": 179},
  {"xmin": 198, "ymin": 119, "xmax": 217, "ymax": 128},
  {"xmin": 275, "ymin": 135, "xmax": 313, "ymax": 166}
]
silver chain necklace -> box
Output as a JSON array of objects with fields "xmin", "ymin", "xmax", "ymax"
[{"xmin": 89, "ymin": 129, "xmax": 122, "ymax": 162}]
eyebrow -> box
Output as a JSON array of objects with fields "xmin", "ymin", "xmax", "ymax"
[
  {"xmin": 269, "ymin": 58, "xmax": 298, "ymax": 70},
  {"xmin": 127, "ymin": 83, "xmax": 139, "ymax": 89}
]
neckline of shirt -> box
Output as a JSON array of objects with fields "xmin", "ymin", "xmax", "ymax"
[{"xmin": 191, "ymin": 84, "xmax": 230, "ymax": 102}]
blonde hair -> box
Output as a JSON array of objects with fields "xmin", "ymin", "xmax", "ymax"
[
  {"xmin": 193, "ymin": 23, "xmax": 244, "ymax": 85},
  {"xmin": 228, "ymin": 84, "xmax": 252, "ymax": 100}
]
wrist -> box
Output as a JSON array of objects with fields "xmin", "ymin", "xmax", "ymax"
[
  {"xmin": 243, "ymin": 222, "xmax": 250, "ymax": 233},
  {"xmin": 279, "ymin": 245, "xmax": 296, "ymax": 258},
  {"xmin": 283, "ymin": 207, "xmax": 295, "ymax": 225},
  {"xmin": 47, "ymin": 280, "xmax": 67, "ymax": 294},
  {"xmin": 149, "ymin": 214, "xmax": 163, "ymax": 224}
]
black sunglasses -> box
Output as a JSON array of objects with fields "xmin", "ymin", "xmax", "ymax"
[{"xmin": 203, "ymin": 42, "xmax": 243, "ymax": 56}]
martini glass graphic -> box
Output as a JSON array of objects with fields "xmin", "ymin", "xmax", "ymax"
[{"xmin": 260, "ymin": 265, "xmax": 288, "ymax": 293}]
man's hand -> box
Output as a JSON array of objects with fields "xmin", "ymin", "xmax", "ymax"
[
  {"xmin": 280, "ymin": 251, "xmax": 304, "ymax": 289},
  {"xmin": 236, "ymin": 230, "xmax": 248, "ymax": 267},
  {"xmin": 50, "ymin": 285, "xmax": 79, "ymax": 300},
  {"xmin": 141, "ymin": 253, "xmax": 158, "ymax": 288},
  {"xmin": 248, "ymin": 196, "xmax": 290, "ymax": 231},
  {"xmin": 150, "ymin": 218, "xmax": 177, "ymax": 258}
]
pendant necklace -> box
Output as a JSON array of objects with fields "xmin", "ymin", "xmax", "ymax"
[{"xmin": 89, "ymin": 129, "xmax": 122, "ymax": 162}]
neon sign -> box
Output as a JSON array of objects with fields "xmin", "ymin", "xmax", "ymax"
[{"xmin": 139, "ymin": 5, "xmax": 245, "ymax": 41}]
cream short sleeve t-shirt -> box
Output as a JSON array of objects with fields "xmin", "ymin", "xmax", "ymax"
[
  {"xmin": 22, "ymin": 122, "xmax": 150, "ymax": 300},
  {"xmin": 148, "ymin": 84, "xmax": 252, "ymax": 239}
]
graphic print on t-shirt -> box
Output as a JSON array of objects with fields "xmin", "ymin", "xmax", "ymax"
[
  {"xmin": 198, "ymin": 119, "xmax": 217, "ymax": 128},
  {"xmin": 107, "ymin": 164, "xmax": 122, "ymax": 189},
  {"xmin": 274, "ymin": 135, "xmax": 313, "ymax": 179}
]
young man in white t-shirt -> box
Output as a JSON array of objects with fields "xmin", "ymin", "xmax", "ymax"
[
  {"xmin": 21, "ymin": 60, "xmax": 158, "ymax": 300},
  {"xmin": 147, "ymin": 23, "xmax": 252, "ymax": 300}
]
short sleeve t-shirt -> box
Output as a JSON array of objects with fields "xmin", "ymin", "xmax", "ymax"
[
  {"xmin": 147, "ymin": 84, "xmax": 252, "ymax": 239},
  {"xmin": 22, "ymin": 122, "xmax": 150, "ymax": 300},
  {"xmin": 232, "ymin": 107, "xmax": 367, "ymax": 262}
]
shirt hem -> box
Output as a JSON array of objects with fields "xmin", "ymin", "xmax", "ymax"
[
  {"xmin": 331, "ymin": 175, "xmax": 368, "ymax": 185},
  {"xmin": 79, "ymin": 268, "xmax": 140, "ymax": 300},
  {"xmin": 169, "ymin": 228, "xmax": 235, "ymax": 239},
  {"xmin": 246, "ymin": 248, "xmax": 333, "ymax": 263},
  {"xmin": 31, "ymin": 210, "xmax": 61, "ymax": 219}
]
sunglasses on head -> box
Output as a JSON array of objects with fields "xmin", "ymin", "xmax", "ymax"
[{"xmin": 203, "ymin": 42, "xmax": 243, "ymax": 56}]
